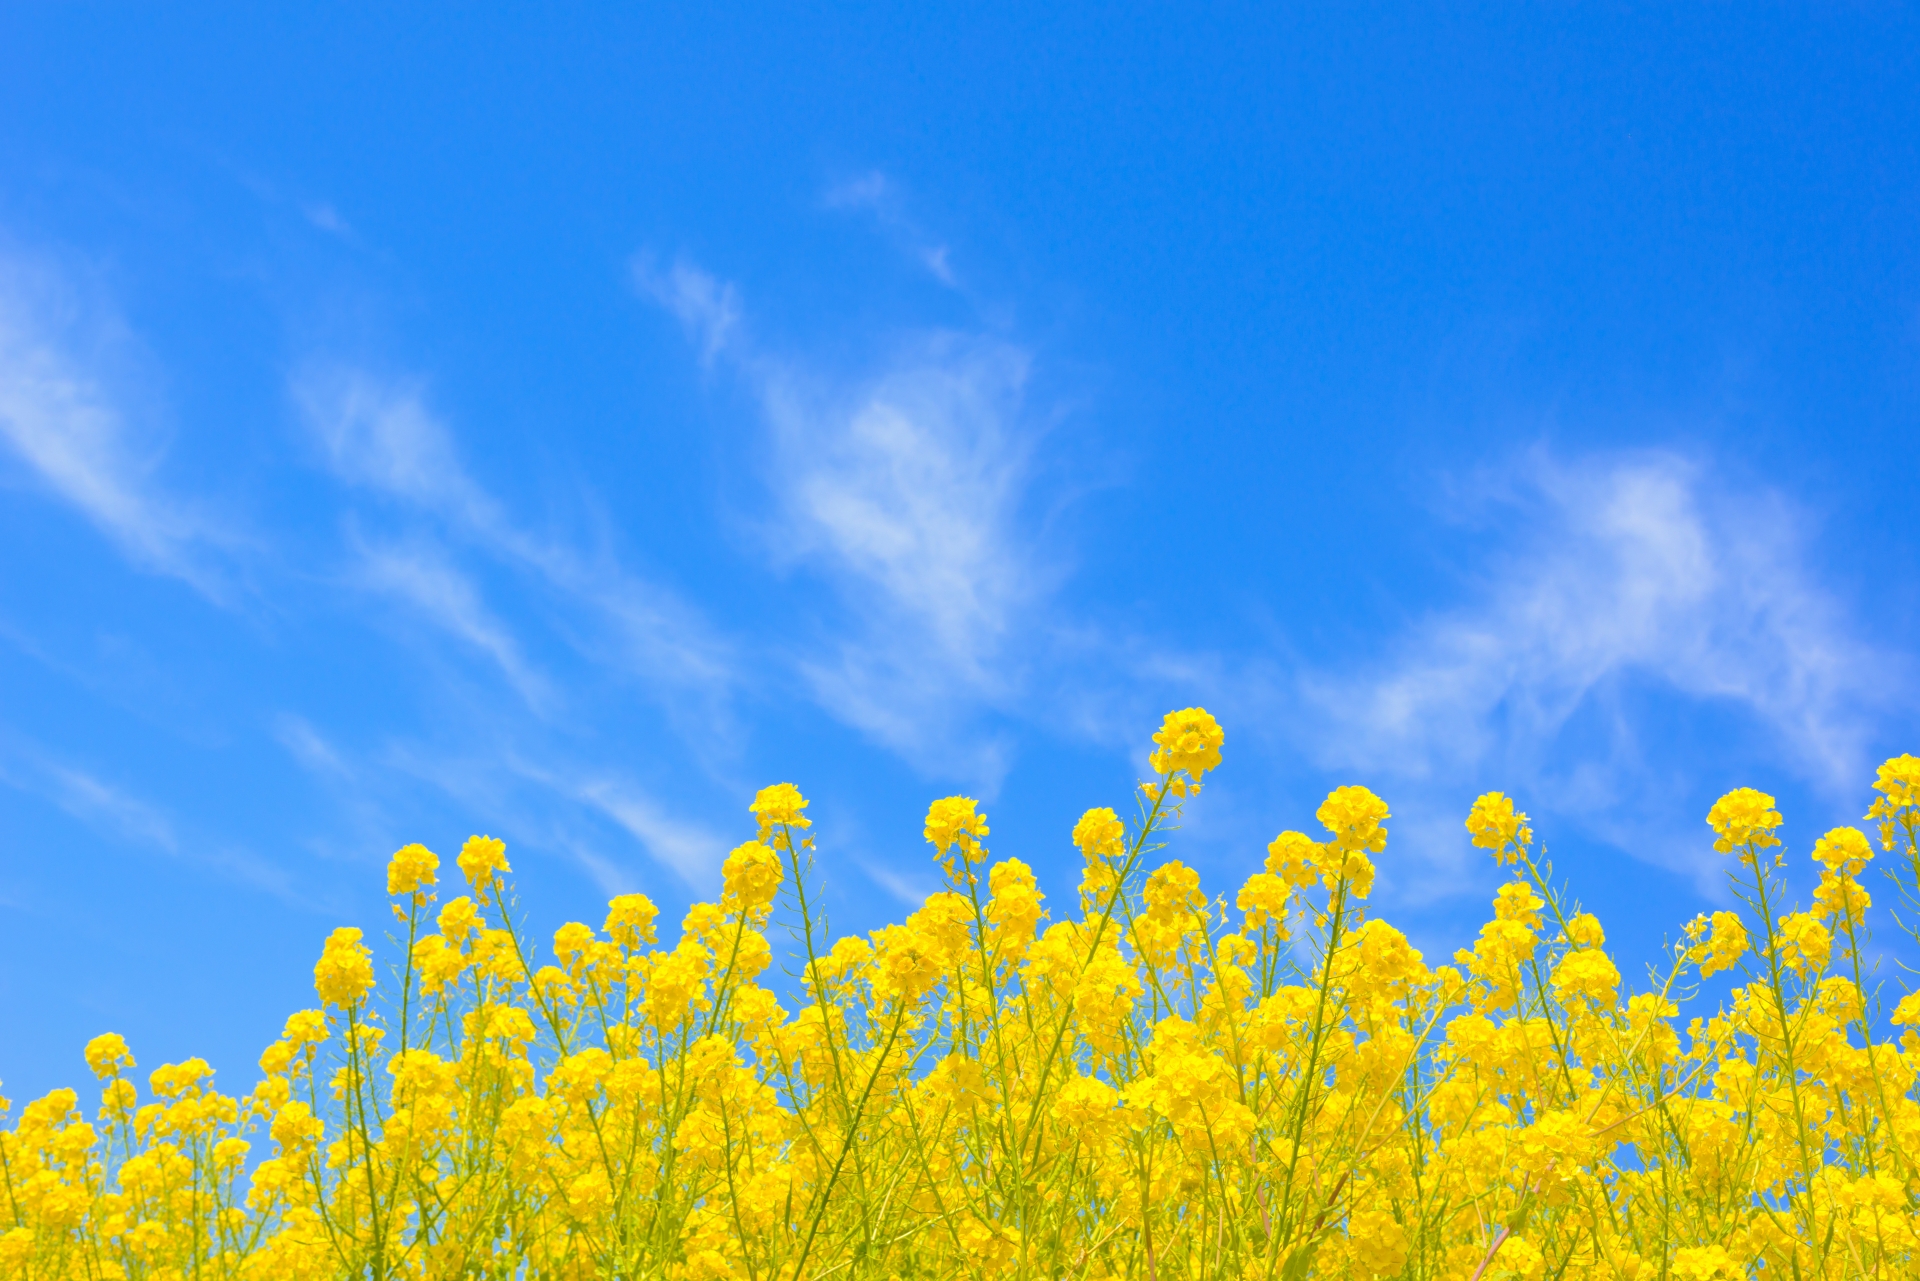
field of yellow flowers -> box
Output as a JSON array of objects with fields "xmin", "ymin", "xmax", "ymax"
[{"xmin": 5, "ymin": 708, "xmax": 1920, "ymax": 1280}]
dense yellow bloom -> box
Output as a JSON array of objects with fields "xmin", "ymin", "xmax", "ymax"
[
  {"xmin": 720, "ymin": 839, "xmax": 783, "ymax": 913},
  {"xmin": 1147, "ymin": 706, "xmax": 1224, "ymax": 794},
  {"xmin": 1812, "ymin": 824, "xmax": 1873, "ymax": 874},
  {"xmin": 603, "ymin": 892, "xmax": 659, "ymax": 947},
  {"xmin": 1552, "ymin": 947, "xmax": 1621, "ymax": 1005},
  {"xmin": 1072, "ymin": 806, "xmax": 1126, "ymax": 860},
  {"xmin": 1071, "ymin": 806, "xmax": 1126, "ymax": 906},
  {"xmin": 1236, "ymin": 871, "xmax": 1290, "ymax": 932},
  {"xmin": 13, "ymin": 717, "xmax": 1920, "ymax": 1281},
  {"xmin": 1565, "ymin": 912, "xmax": 1605, "ymax": 948},
  {"xmin": 457, "ymin": 833, "xmax": 510, "ymax": 894},
  {"xmin": 1467, "ymin": 790, "xmax": 1533, "ymax": 862},
  {"xmin": 386, "ymin": 841, "xmax": 438, "ymax": 896},
  {"xmin": 1813, "ymin": 870, "xmax": 1871, "ymax": 925},
  {"xmin": 1696, "ymin": 910, "xmax": 1748, "ymax": 978},
  {"xmin": 83, "ymin": 1032, "xmax": 133, "ymax": 1079},
  {"xmin": 1776, "ymin": 911, "xmax": 1831, "ymax": 976},
  {"xmin": 1866, "ymin": 753, "xmax": 1920, "ymax": 855},
  {"xmin": 924, "ymin": 795, "xmax": 990, "ymax": 861},
  {"xmin": 438, "ymin": 894, "xmax": 483, "ymax": 943},
  {"xmin": 749, "ymin": 781, "xmax": 811, "ymax": 847},
  {"xmin": 1265, "ymin": 828, "xmax": 1320, "ymax": 887},
  {"xmin": 1317, "ymin": 783, "xmax": 1389, "ymax": 853},
  {"xmin": 312, "ymin": 926, "xmax": 374, "ymax": 1007},
  {"xmin": 1873, "ymin": 751, "xmax": 1920, "ymax": 803},
  {"xmin": 1707, "ymin": 786, "xmax": 1782, "ymax": 854}
]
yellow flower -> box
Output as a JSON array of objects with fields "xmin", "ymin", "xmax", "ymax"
[
  {"xmin": 1073, "ymin": 806, "xmax": 1127, "ymax": 904},
  {"xmin": 552, "ymin": 921, "xmax": 597, "ymax": 971},
  {"xmin": 1671, "ymin": 1245, "xmax": 1737, "ymax": 1280},
  {"xmin": 1811, "ymin": 825, "xmax": 1872, "ymax": 875},
  {"xmin": 1265, "ymin": 830, "xmax": 1321, "ymax": 888},
  {"xmin": 604, "ymin": 893, "xmax": 659, "ymax": 948},
  {"xmin": 1812, "ymin": 871, "xmax": 1871, "ymax": 926},
  {"xmin": 985, "ymin": 858, "xmax": 1045, "ymax": 955},
  {"xmin": 1318, "ymin": 784, "xmax": 1389, "ymax": 854},
  {"xmin": 1236, "ymin": 871, "xmax": 1291, "ymax": 932},
  {"xmin": 412, "ymin": 934, "xmax": 468, "ymax": 996},
  {"xmin": 1466, "ymin": 791, "xmax": 1532, "ymax": 864},
  {"xmin": 1551, "ymin": 948, "xmax": 1620, "ymax": 1006},
  {"xmin": 1866, "ymin": 752, "xmax": 1920, "ymax": 851},
  {"xmin": 1072, "ymin": 807, "xmax": 1126, "ymax": 860},
  {"xmin": 721, "ymin": 840, "xmax": 783, "ymax": 914},
  {"xmin": 148, "ymin": 1058, "xmax": 213, "ymax": 1099},
  {"xmin": 1147, "ymin": 707, "xmax": 1224, "ymax": 790},
  {"xmin": 1706, "ymin": 787, "xmax": 1782, "ymax": 855},
  {"xmin": 1493, "ymin": 882, "xmax": 1545, "ymax": 930},
  {"xmin": 925, "ymin": 796, "xmax": 989, "ymax": 863},
  {"xmin": 438, "ymin": 895, "xmax": 483, "ymax": 944},
  {"xmin": 386, "ymin": 842, "xmax": 439, "ymax": 896},
  {"xmin": 313, "ymin": 926, "xmax": 375, "ymax": 1008},
  {"xmin": 282, "ymin": 1009, "xmax": 328, "ymax": 1046},
  {"xmin": 457, "ymin": 835, "xmax": 511, "ymax": 895},
  {"xmin": 1868, "ymin": 753, "xmax": 1920, "ymax": 811},
  {"xmin": 1565, "ymin": 913, "xmax": 1605, "ymax": 948},
  {"xmin": 1775, "ymin": 912, "xmax": 1831, "ymax": 976},
  {"xmin": 84, "ymin": 1033, "xmax": 134, "ymax": 1080},
  {"xmin": 1696, "ymin": 911, "xmax": 1748, "ymax": 978},
  {"xmin": 749, "ymin": 782, "xmax": 811, "ymax": 848}
]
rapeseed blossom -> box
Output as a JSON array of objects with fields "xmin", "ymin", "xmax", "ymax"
[
  {"xmin": 8, "ymin": 711, "xmax": 1920, "ymax": 1279},
  {"xmin": 385, "ymin": 842, "xmax": 438, "ymax": 896}
]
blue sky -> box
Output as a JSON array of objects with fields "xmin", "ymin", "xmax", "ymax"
[{"xmin": 3, "ymin": 5, "xmax": 1917, "ymax": 1099}]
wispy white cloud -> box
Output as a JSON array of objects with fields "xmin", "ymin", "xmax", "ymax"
[
  {"xmin": 822, "ymin": 171, "xmax": 960, "ymax": 288},
  {"xmin": 273, "ymin": 713, "xmax": 350, "ymax": 778},
  {"xmin": 565, "ymin": 776, "xmax": 729, "ymax": 888},
  {"xmin": 1290, "ymin": 448, "xmax": 1899, "ymax": 888},
  {"xmin": 0, "ymin": 250, "xmax": 235, "ymax": 596},
  {"xmin": 361, "ymin": 738, "xmax": 728, "ymax": 891},
  {"xmin": 858, "ymin": 855, "xmax": 940, "ymax": 908},
  {"xmin": 294, "ymin": 366, "xmax": 495, "ymax": 525},
  {"xmin": 348, "ymin": 534, "xmax": 554, "ymax": 710},
  {"xmin": 35, "ymin": 761, "xmax": 177, "ymax": 851},
  {"xmin": 294, "ymin": 365, "xmax": 735, "ymax": 710},
  {"xmin": 640, "ymin": 261, "xmax": 1053, "ymax": 780},
  {"xmin": 303, "ymin": 203, "xmax": 353, "ymax": 238},
  {"xmin": 634, "ymin": 258, "xmax": 741, "ymax": 366},
  {"xmin": 0, "ymin": 733, "xmax": 312, "ymax": 903}
]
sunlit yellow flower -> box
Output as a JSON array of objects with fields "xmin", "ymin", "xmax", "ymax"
[
  {"xmin": 925, "ymin": 795, "xmax": 989, "ymax": 863},
  {"xmin": 1706, "ymin": 787, "xmax": 1782, "ymax": 855},
  {"xmin": 1147, "ymin": 706, "xmax": 1224, "ymax": 792},
  {"xmin": 1317, "ymin": 784, "xmax": 1389, "ymax": 854},
  {"xmin": 313, "ymin": 926, "xmax": 375, "ymax": 1008},
  {"xmin": 1466, "ymin": 791, "xmax": 1532, "ymax": 863},
  {"xmin": 1265, "ymin": 829, "xmax": 1321, "ymax": 888},
  {"xmin": 84, "ymin": 1033, "xmax": 134, "ymax": 1080},
  {"xmin": 749, "ymin": 782, "xmax": 811, "ymax": 848},
  {"xmin": 438, "ymin": 894, "xmax": 483, "ymax": 944},
  {"xmin": 1776, "ymin": 911, "xmax": 1831, "ymax": 976},
  {"xmin": 1696, "ymin": 911, "xmax": 1748, "ymax": 978},
  {"xmin": 604, "ymin": 892, "xmax": 659, "ymax": 948},
  {"xmin": 457, "ymin": 834, "xmax": 511, "ymax": 894},
  {"xmin": 1811, "ymin": 824, "xmax": 1872, "ymax": 875},
  {"xmin": 387, "ymin": 841, "xmax": 439, "ymax": 896},
  {"xmin": 1236, "ymin": 871, "xmax": 1290, "ymax": 932},
  {"xmin": 721, "ymin": 839, "xmax": 783, "ymax": 913}
]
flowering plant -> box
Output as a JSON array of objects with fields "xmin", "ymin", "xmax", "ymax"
[{"xmin": 5, "ymin": 716, "xmax": 1920, "ymax": 1280}]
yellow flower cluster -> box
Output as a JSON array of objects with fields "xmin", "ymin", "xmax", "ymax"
[{"xmin": 7, "ymin": 712, "xmax": 1920, "ymax": 1279}]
